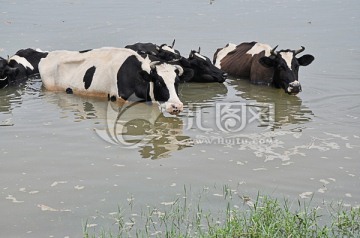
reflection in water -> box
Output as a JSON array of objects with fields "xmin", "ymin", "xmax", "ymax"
[
  {"xmin": 227, "ymin": 77, "xmax": 314, "ymax": 129},
  {"xmin": 0, "ymin": 87, "xmax": 23, "ymax": 115},
  {"xmin": 45, "ymin": 92, "xmax": 192, "ymax": 160},
  {"xmin": 1, "ymin": 75, "xmax": 313, "ymax": 159},
  {"xmin": 46, "ymin": 82, "xmax": 231, "ymax": 159},
  {"xmin": 138, "ymin": 116, "xmax": 192, "ymax": 159},
  {"xmin": 0, "ymin": 76, "xmax": 42, "ymax": 125},
  {"xmin": 179, "ymin": 82, "xmax": 228, "ymax": 104}
]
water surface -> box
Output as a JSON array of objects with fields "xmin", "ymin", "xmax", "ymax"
[{"xmin": 1, "ymin": 0, "xmax": 359, "ymax": 237}]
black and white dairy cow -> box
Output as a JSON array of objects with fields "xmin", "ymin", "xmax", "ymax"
[
  {"xmin": 214, "ymin": 41, "xmax": 315, "ymax": 95},
  {"xmin": 126, "ymin": 41, "xmax": 227, "ymax": 83},
  {"xmin": 0, "ymin": 48, "xmax": 48, "ymax": 88},
  {"xmin": 38, "ymin": 47, "xmax": 184, "ymax": 114}
]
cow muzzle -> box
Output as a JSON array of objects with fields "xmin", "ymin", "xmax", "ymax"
[
  {"xmin": 287, "ymin": 81, "xmax": 302, "ymax": 95},
  {"xmin": 220, "ymin": 73, "xmax": 228, "ymax": 82},
  {"xmin": 165, "ymin": 102, "xmax": 183, "ymax": 115}
]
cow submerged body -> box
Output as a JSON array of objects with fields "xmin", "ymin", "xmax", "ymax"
[
  {"xmin": 214, "ymin": 41, "xmax": 314, "ymax": 95},
  {"xmin": 39, "ymin": 47, "xmax": 184, "ymax": 114}
]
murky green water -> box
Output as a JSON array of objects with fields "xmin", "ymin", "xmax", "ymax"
[{"xmin": 1, "ymin": 0, "xmax": 359, "ymax": 237}]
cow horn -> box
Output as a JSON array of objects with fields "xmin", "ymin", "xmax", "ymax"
[
  {"xmin": 171, "ymin": 39, "xmax": 176, "ymax": 48},
  {"xmin": 150, "ymin": 61, "xmax": 160, "ymax": 69},
  {"xmin": 174, "ymin": 65, "xmax": 184, "ymax": 76},
  {"xmin": 294, "ymin": 46, "xmax": 305, "ymax": 55},
  {"xmin": 198, "ymin": 47, "xmax": 201, "ymax": 53},
  {"xmin": 270, "ymin": 45, "xmax": 279, "ymax": 56}
]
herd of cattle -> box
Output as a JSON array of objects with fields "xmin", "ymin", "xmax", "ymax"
[{"xmin": 0, "ymin": 41, "xmax": 314, "ymax": 114}]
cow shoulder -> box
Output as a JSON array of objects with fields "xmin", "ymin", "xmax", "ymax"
[
  {"xmin": 117, "ymin": 54, "xmax": 149, "ymax": 100},
  {"xmin": 220, "ymin": 42, "xmax": 257, "ymax": 77},
  {"xmin": 213, "ymin": 43, "xmax": 237, "ymax": 68},
  {"xmin": 250, "ymin": 52, "xmax": 274, "ymax": 84}
]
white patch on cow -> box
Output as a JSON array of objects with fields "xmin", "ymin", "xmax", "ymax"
[
  {"xmin": 194, "ymin": 52, "xmax": 207, "ymax": 61},
  {"xmin": 35, "ymin": 48, "xmax": 48, "ymax": 53},
  {"xmin": 9, "ymin": 55, "xmax": 34, "ymax": 70},
  {"xmin": 246, "ymin": 43, "xmax": 272, "ymax": 57},
  {"xmin": 280, "ymin": 51, "xmax": 294, "ymax": 69},
  {"xmin": 0, "ymin": 76, "xmax": 7, "ymax": 81},
  {"xmin": 214, "ymin": 43, "xmax": 236, "ymax": 68},
  {"xmin": 154, "ymin": 63, "xmax": 183, "ymax": 112},
  {"xmin": 39, "ymin": 47, "xmax": 142, "ymax": 98},
  {"xmin": 287, "ymin": 81, "xmax": 300, "ymax": 93},
  {"xmin": 149, "ymin": 82, "xmax": 155, "ymax": 101},
  {"xmin": 141, "ymin": 55, "xmax": 152, "ymax": 74},
  {"xmin": 161, "ymin": 45, "xmax": 177, "ymax": 54},
  {"xmin": 287, "ymin": 86, "xmax": 292, "ymax": 93},
  {"xmin": 290, "ymin": 81, "xmax": 300, "ymax": 86}
]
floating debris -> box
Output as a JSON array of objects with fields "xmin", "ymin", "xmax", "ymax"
[
  {"xmin": 74, "ymin": 185, "xmax": 85, "ymax": 190},
  {"xmin": 345, "ymin": 193, "xmax": 352, "ymax": 198},
  {"xmin": 51, "ymin": 181, "xmax": 68, "ymax": 187},
  {"xmin": 6, "ymin": 195, "xmax": 24, "ymax": 203},
  {"xmin": 299, "ymin": 191, "xmax": 313, "ymax": 199},
  {"xmin": 0, "ymin": 118, "xmax": 14, "ymax": 126},
  {"xmin": 37, "ymin": 204, "xmax": 71, "ymax": 212}
]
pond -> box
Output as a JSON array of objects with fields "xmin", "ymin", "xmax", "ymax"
[{"xmin": 1, "ymin": 0, "xmax": 359, "ymax": 237}]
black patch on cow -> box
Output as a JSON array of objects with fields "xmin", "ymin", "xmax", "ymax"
[
  {"xmin": 83, "ymin": 66, "xmax": 96, "ymax": 90},
  {"xmin": 108, "ymin": 94, "xmax": 117, "ymax": 101},
  {"xmin": 117, "ymin": 55, "xmax": 150, "ymax": 100},
  {"xmin": 79, "ymin": 49, "xmax": 92, "ymax": 53},
  {"xmin": 66, "ymin": 88, "xmax": 73, "ymax": 94}
]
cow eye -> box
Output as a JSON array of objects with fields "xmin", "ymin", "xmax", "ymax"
[{"xmin": 157, "ymin": 80, "xmax": 166, "ymax": 87}]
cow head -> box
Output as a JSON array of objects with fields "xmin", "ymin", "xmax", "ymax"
[
  {"xmin": 0, "ymin": 57, "xmax": 19, "ymax": 89},
  {"xmin": 188, "ymin": 48, "xmax": 227, "ymax": 83},
  {"xmin": 259, "ymin": 46, "xmax": 314, "ymax": 95},
  {"xmin": 157, "ymin": 39, "xmax": 182, "ymax": 62},
  {"xmin": 145, "ymin": 62, "xmax": 184, "ymax": 114}
]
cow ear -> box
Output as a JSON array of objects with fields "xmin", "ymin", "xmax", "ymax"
[
  {"xmin": 297, "ymin": 54, "xmax": 314, "ymax": 66},
  {"xmin": 179, "ymin": 68, "xmax": 194, "ymax": 82},
  {"xmin": 259, "ymin": 57, "xmax": 275, "ymax": 68},
  {"xmin": 174, "ymin": 65, "xmax": 184, "ymax": 76}
]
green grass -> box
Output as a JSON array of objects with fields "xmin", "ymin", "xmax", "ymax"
[{"xmin": 83, "ymin": 189, "xmax": 360, "ymax": 238}]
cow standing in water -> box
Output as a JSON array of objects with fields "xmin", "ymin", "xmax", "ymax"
[
  {"xmin": 0, "ymin": 48, "xmax": 48, "ymax": 89},
  {"xmin": 214, "ymin": 41, "xmax": 314, "ymax": 95},
  {"xmin": 38, "ymin": 47, "xmax": 184, "ymax": 114}
]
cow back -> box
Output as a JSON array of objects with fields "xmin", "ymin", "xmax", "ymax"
[
  {"xmin": 219, "ymin": 42, "xmax": 256, "ymax": 78},
  {"xmin": 39, "ymin": 48, "xmax": 145, "ymax": 98}
]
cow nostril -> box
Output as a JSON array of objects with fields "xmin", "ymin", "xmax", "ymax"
[{"xmin": 169, "ymin": 103, "xmax": 183, "ymax": 113}]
